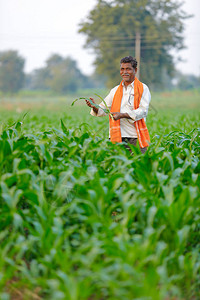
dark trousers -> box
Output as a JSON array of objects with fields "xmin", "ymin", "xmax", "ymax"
[{"xmin": 122, "ymin": 137, "xmax": 147, "ymax": 154}]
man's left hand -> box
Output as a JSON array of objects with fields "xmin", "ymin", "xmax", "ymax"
[
  {"xmin": 111, "ymin": 112, "xmax": 122, "ymax": 120},
  {"xmin": 111, "ymin": 112, "xmax": 131, "ymax": 120}
]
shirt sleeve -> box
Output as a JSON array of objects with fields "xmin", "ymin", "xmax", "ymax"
[
  {"xmin": 90, "ymin": 86, "xmax": 118, "ymax": 117},
  {"xmin": 126, "ymin": 84, "xmax": 151, "ymax": 121}
]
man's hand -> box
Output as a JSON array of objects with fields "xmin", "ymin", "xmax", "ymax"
[
  {"xmin": 111, "ymin": 112, "xmax": 131, "ymax": 120},
  {"xmin": 85, "ymin": 97, "xmax": 98, "ymax": 114},
  {"xmin": 85, "ymin": 98, "xmax": 98, "ymax": 114},
  {"xmin": 85, "ymin": 97, "xmax": 95, "ymax": 108},
  {"xmin": 111, "ymin": 112, "xmax": 122, "ymax": 120}
]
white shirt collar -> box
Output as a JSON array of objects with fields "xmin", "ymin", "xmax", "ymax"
[{"xmin": 122, "ymin": 80, "xmax": 134, "ymax": 88}]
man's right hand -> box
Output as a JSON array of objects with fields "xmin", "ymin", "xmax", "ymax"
[{"xmin": 85, "ymin": 97, "xmax": 98, "ymax": 114}]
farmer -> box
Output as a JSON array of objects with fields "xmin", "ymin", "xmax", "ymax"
[{"xmin": 85, "ymin": 56, "xmax": 151, "ymax": 153}]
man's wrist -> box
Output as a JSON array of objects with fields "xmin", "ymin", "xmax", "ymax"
[
  {"xmin": 120, "ymin": 112, "xmax": 130, "ymax": 119},
  {"xmin": 92, "ymin": 107, "xmax": 98, "ymax": 114}
]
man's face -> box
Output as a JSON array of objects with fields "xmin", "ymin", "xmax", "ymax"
[{"xmin": 120, "ymin": 62, "xmax": 137, "ymax": 85}]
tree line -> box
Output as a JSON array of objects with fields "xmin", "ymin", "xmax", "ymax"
[
  {"xmin": 0, "ymin": 0, "xmax": 200, "ymax": 94},
  {"xmin": 0, "ymin": 50, "xmax": 106, "ymax": 94}
]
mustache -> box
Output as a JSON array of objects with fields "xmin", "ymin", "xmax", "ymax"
[{"xmin": 122, "ymin": 74, "xmax": 130, "ymax": 76}]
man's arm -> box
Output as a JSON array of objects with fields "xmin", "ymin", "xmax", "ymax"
[
  {"xmin": 111, "ymin": 85, "xmax": 151, "ymax": 121},
  {"xmin": 127, "ymin": 84, "xmax": 151, "ymax": 121},
  {"xmin": 111, "ymin": 112, "xmax": 131, "ymax": 121},
  {"xmin": 86, "ymin": 87, "xmax": 117, "ymax": 117}
]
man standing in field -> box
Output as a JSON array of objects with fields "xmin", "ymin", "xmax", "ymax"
[{"xmin": 85, "ymin": 56, "xmax": 151, "ymax": 153}]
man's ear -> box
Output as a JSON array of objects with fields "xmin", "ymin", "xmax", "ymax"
[{"xmin": 135, "ymin": 67, "xmax": 137, "ymax": 73}]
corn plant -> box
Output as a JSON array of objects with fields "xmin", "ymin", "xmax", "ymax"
[{"xmin": 0, "ymin": 98, "xmax": 199, "ymax": 299}]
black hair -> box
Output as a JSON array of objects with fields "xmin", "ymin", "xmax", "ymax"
[{"xmin": 120, "ymin": 56, "xmax": 137, "ymax": 69}]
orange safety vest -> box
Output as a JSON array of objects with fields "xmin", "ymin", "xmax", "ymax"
[{"xmin": 109, "ymin": 77, "xmax": 150, "ymax": 148}]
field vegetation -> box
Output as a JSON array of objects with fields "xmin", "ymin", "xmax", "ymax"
[{"xmin": 0, "ymin": 89, "xmax": 200, "ymax": 299}]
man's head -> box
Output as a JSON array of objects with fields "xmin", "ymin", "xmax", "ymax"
[{"xmin": 120, "ymin": 56, "xmax": 137, "ymax": 86}]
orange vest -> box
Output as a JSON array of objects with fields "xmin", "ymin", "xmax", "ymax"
[{"xmin": 109, "ymin": 77, "xmax": 150, "ymax": 148}]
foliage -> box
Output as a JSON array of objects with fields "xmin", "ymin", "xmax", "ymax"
[
  {"xmin": 79, "ymin": 0, "xmax": 191, "ymax": 89},
  {"xmin": 175, "ymin": 72, "xmax": 200, "ymax": 90},
  {"xmin": 25, "ymin": 54, "xmax": 91, "ymax": 93},
  {"xmin": 71, "ymin": 94, "xmax": 114, "ymax": 119},
  {"xmin": 25, "ymin": 68, "xmax": 51, "ymax": 91},
  {"xmin": 0, "ymin": 50, "xmax": 25, "ymax": 93},
  {"xmin": 0, "ymin": 90, "xmax": 200, "ymax": 299}
]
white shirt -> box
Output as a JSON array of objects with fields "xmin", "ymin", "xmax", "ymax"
[{"xmin": 90, "ymin": 80, "xmax": 151, "ymax": 138}]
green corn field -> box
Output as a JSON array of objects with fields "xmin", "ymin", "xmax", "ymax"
[{"xmin": 0, "ymin": 90, "xmax": 200, "ymax": 300}]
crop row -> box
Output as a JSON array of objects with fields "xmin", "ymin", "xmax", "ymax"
[{"xmin": 0, "ymin": 119, "xmax": 199, "ymax": 299}]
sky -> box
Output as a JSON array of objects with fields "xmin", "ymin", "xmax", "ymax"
[{"xmin": 0, "ymin": 0, "xmax": 200, "ymax": 76}]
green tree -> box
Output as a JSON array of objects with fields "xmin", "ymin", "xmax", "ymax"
[
  {"xmin": 79, "ymin": 0, "xmax": 191, "ymax": 89},
  {"xmin": 25, "ymin": 54, "xmax": 92, "ymax": 93},
  {"xmin": 0, "ymin": 50, "xmax": 25, "ymax": 93},
  {"xmin": 45, "ymin": 55, "xmax": 81, "ymax": 93},
  {"xmin": 176, "ymin": 72, "xmax": 200, "ymax": 90},
  {"xmin": 25, "ymin": 68, "xmax": 50, "ymax": 90}
]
